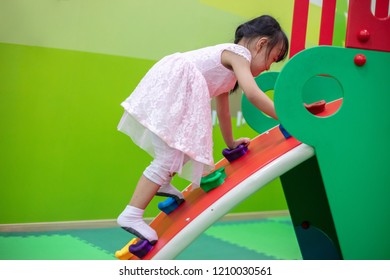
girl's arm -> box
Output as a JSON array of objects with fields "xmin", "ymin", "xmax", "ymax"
[
  {"xmin": 215, "ymin": 92, "xmax": 250, "ymax": 149},
  {"xmin": 221, "ymin": 51, "xmax": 278, "ymax": 120}
]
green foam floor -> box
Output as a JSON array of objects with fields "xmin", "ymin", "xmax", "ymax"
[
  {"xmin": 0, "ymin": 234, "xmax": 116, "ymax": 260},
  {"xmin": 175, "ymin": 234, "xmax": 277, "ymax": 260},
  {"xmin": 204, "ymin": 218, "xmax": 302, "ymax": 260},
  {"xmin": 0, "ymin": 216, "xmax": 301, "ymax": 260}
]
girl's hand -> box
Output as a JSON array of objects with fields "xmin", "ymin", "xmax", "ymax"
[{"xmin": 231, "ymin": 138, "xmax": 250, "ymax": 149}]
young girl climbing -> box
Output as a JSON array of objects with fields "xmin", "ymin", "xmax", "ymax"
[{"xmin": 117, "ymin": 15, "xmax": 289, "ymax": 244}]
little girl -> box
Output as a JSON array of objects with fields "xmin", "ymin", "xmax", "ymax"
[{"xmin": 117, "ymin": 15, "xmax": 288, "ymax": 244}]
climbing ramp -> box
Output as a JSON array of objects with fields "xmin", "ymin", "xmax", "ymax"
[{"xmin": 116, "ymin": 101, "xmax": 340, "ymax": 260}]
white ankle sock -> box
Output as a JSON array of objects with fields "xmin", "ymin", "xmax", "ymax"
[
  {"xmin": 117, "ymin": 205, "xmax": 158, "ymax": 243},
  {"xmin": 156, "ymin": 183, "xmax": 184, "ymax": 202}
]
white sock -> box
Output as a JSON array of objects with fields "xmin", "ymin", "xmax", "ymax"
[
  {"xmin": 156, "ymin": 183, "xmax": 184, "ymax": 203},
  {"xmin": 117, "ymin": 205, "xmax": 158, "ymax": 244}
]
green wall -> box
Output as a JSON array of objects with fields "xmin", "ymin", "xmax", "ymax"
[{"xmin": 0, "ymin": 0, "xmax": 347, "ymax": 224}]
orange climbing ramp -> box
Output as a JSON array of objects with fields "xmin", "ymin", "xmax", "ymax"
[{"xmin": 118, "ymin": 101, "xmax": 340, "ymax": 260}]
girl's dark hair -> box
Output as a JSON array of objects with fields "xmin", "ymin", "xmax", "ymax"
[
  {"xmin": 230, "ymin": 15, "xmax": 289, "ymax": 93},
  {"xmin": 234, "ymin": 15, "xmax": 289, "ymax": 62}
]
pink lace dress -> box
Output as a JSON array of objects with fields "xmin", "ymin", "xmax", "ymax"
[{"xmin": 118, "ymin": 43, "xmax": 252, "ymax": 186}]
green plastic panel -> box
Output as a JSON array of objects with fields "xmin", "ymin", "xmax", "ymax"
[
  {"xmin": 280, "ymin": 156, "xmax": 342, "ymax": 259},
  {"xmin": 242, "ymin": 71, "xmax": 343, "ymax": 134},
  {"xmin": 241, "ymin": 72, "xmax": 279, "ymax": 134},
  {"xmin": 275, "ymin": 46, "xmax": 390, "ymax": 259}
]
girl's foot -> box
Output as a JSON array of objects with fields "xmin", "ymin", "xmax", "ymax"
[{"xmin": 117, "ymin": 205, "xmax": 158, "ymax": 244}]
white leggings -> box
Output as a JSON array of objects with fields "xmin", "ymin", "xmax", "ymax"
[{"xmin": 143, "ymin": 134, "xmax": 189, "ymax": 186}]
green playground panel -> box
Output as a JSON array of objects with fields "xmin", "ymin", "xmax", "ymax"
[
  {"xmin": 280, "ymin": 156, "xmax": 342, "ymax": 260},
  {"xmin": 275, "ymin": 45, "xmax": 390, "ymax": 259},
  {"xmin": 241, "ymin": 72, "xmax": 279, "ymax": 134},
  {"xmin": 242, "ymin": 71, "xmax": 344, "ymax": 135}
]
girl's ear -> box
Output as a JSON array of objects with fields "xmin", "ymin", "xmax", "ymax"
[{"xmin": 256, "ymin": 37, "xmax": 269, "ymax": 52}]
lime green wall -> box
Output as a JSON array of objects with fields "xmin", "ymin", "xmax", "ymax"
[
  {"xmin": 0, "ymin": 43, "xmax": 154, "ymax": 222},
  {"xmin": 0, "ymin": 42, "xmax": 287, "ymax": 223},
  {"xmin": 0, "ymin": 0, "xmax": 347, "ymax": 223},
  {"xmin": 0, "ymin": 0, "xmax": 245, "ymax": 60}
]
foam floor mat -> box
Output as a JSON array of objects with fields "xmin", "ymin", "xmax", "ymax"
[{"xmin": 0, "ymin": 216, "xmax": 301, "ymax": 260}]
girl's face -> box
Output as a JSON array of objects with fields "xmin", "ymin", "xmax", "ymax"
[{"xmin": 250, "ymin": 38, "xmax": 283, "ymax": 77}]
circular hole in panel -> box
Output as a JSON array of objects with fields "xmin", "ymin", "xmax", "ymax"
[{"xmin": 302, "ymin": 74, "xmax": 343, "ymax": 117}]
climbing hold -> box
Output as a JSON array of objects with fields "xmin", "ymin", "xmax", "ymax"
[
  {"xmin": 279, "ymin": 124, "xmax": 291, "ymax": 139},
  {"xmin": 115, "ymin": 238, "xmax": 138, "ymax": 260},
  {"xmin": 222, "ymin": 144, "xmax": 248, "ymax": 162},
  {"xmin": 304, "ymin": 100, "xmax": 326, "ymax": 115},
  {"xmin": 200, "ymin": 167, "xmax": 226, "ymax": 192},
  {"xmin": 158, "ymin": 197, "xmax": 184, "ymax": 215},
  {"xmin": 129, "ymin": 239, "xmax": 154, "ymax": 259}
]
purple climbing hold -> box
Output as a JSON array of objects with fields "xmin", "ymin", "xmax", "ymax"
[
  {"xmin": 129, "ymin": 239, "xmax": 154, "ymax": 259},
  {"xmin": 222, "ymin": 144, "xmax": 248, "ymax": 162}
]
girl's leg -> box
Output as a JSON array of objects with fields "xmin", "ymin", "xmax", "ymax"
[
  {"xmin": 117, "ymin": 175, "xmax": 159, "ymax": 243},
  {"xmin": 156, "ymin": 153, "xmax": 191, "ymax": 203},
  {"xmin": 117, "ymin": 134, "xmax": 184, "ymax": 243},
  {"xmin": 130, "ymin": 175, "xmax": 160, "ymax": 209},
  {"xmin": 151, "ymin": 135, "xmax": 185, "ymax": 202},
  {"xmin": 156, "ymin": 173, "xmax": 184, "ymax": 204}
]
